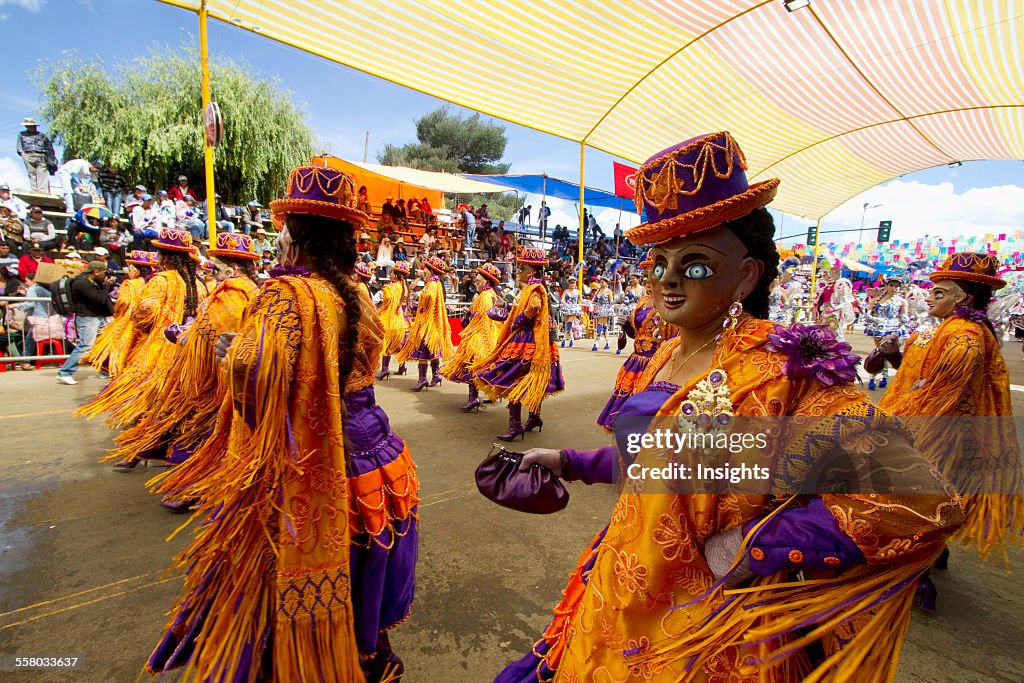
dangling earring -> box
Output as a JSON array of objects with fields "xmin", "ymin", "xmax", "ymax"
[{"xmin": 716, "ymin": 299, "xmax": 744, "ymax": 342}]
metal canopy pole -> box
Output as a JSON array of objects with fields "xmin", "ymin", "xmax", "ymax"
[
  {"xmin": 199, "ymin": 1, "xmax": 217, "ymax": 249},
  {"xmin": 577, "ymin": 144, "xmax": 585, "ymax": 294}
]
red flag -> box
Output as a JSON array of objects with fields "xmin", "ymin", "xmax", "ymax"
[{"xmin": 613, "ymin": 162, "xmax": 638, "ymax": 199}]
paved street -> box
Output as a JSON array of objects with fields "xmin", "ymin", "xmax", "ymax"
[{"xmin": 1, "ymin": 331, "xmax": 1022, "ymax": 682}]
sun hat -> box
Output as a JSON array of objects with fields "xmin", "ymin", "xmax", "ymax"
[
  {"xmin": 476, "ymin": 262, "xmax": 502, "ymax": 284},
  {"xmin": 151, "ymin": 227, "xmax": 194, "ymax": 252},
  {"xmin": 207, "ymin": 231, "xmax": 259, "ymax": 261},
  {"xmin": 269, "ymin": 165, "xmax": 367, "ymax": 227},
  {"xmin": 518, "ymin": 246, "xmax": 547, "ymax": 266},
  {"xmin": 626, "ymin": 131, "xmax": 780, "ymax": 246},
  {"xmin": 929, "ymin": 252, "xmax": 1006, "ymax": 290}
]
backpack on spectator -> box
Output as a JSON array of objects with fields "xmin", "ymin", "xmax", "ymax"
[{"xmin": 50, "ymin": 276, "xmax": 76, "ymax": 317}]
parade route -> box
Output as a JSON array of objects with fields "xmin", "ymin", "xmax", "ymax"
[{"xmin": 1, "ymin": 332, "xmax": 1022, "ymax": 682}]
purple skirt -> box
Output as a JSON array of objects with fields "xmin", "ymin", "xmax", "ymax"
[
  {"xmin": 409, "ymin": 342, "xmax": 438, "ymax": 362},
  {"xmin": 475, "ymin": 329, "xmax": 565, "ymax": 396},
  {"xmin": 595, "ymin": 351, "xmax": 653, "ymax": 431}
]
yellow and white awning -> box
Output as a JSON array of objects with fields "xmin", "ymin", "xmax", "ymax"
[{"xmin": 161, "ymin": 0, "xmax": 1024, "ymax": 218}]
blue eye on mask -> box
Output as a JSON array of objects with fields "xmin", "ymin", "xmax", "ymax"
[
  {"xmin": 651, "ymin": 263, "xmax": 666, "ymax": 281},
  {"xmin": 684, "ymin": 263, "xmax": 714, "ymax": 280}
]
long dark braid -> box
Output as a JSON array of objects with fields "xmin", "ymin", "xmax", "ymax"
[
  {"xmin": 160, "ymin": 249, "xmax": 200, "ymax": 320},
  {"xmin": 957, "ymin": 280, "xmax": 998, "ymax": 338},
  {"xmin": 286, "ymin": 214, "xmax": 361, "ymax": 389},
  {"xmin": 221, "ymin": 255, "xmax": 262, "ymax": 288},
  {"xmin": 722, "ymin": 207, "xmax": 780, "ymax": 319}
]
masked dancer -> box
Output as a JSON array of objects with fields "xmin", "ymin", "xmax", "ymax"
[{"xmin": 495, "ymin": 132, "xmax": 961, "ymax": 683}]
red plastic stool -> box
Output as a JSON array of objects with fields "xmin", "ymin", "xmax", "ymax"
[
  {"xmin": 0, "ymin": 349, "xmax": 7, "ymax": 373},
  {"xmin": 36, "ymin": 340, "xmax": 64, "ymax": 370}
]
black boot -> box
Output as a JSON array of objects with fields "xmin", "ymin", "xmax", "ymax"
[
  {"xmin": 376, "ymin": 355, "xmax": 391, "ymax": 380},
  {"xmin": 410, "ymin": 363, "xmax": 428, "ymax": 392},
  {"xmin": 497, "ymin": 402, "xmax": 525, "ymax": 441},
  {"xmin": 395, "ymin": 363, "xmax": 407, "ymax": 376},
  {"xmin": 428, "ymin": 359, "xmax": 442, "ymax": 386}
]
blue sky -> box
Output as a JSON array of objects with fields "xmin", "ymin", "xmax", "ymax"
[{"xmin": 1, "ymin": 0, "xmax": 1022, "ymax": 246}]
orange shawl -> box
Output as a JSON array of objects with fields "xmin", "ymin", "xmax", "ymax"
[
  {"xmin": 536, "ymin": 317, "xmax": 961, "ymax": 682},
  {"xmin": 441, "ymin": 286, "xmax": 500, "ymax": 380},
  {"xmin": 108, "ymin": 276, "xmax": 258, "ymax": 463},
  {"xmin": 378, "ymin": 279, "xmax": 410, "ymax": 356},
  {"xmin": 395, "ymin": 278, "xmax": 453, "ymax": 362},
  {"xmin": 879, "ymin": 316, "xmax": 1023, "ymax": 559},
  {"xmin": 150, "ymin": 275, "xmax": 363, "ymax": 682},
  {"xmin": 76, "ymin": 270, "xmax": 186, "ymax": 427}
]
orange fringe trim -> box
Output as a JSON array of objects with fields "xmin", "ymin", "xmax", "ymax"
[{"xmin": 955, "ymin": 493, "xmax": 1024, "ymax": 563}]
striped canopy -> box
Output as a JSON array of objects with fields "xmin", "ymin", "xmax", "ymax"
[{"xmin": 161, "ymin": 0, "xmax": 1024, "ymax": 218}]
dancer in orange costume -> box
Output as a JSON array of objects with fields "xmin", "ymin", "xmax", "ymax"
[
  {"xmin": 376, "ymin": 260, "xmax": 411, "ymax": 379},
  {"xmin": 441, "ymin": 262, "xmax": 503, "ymax": 412},
  {"xmin": 495, "ymin": 132, "xmax": 962, "ymax": 683},
  {"xmin": 473, "ymin": 247, "xmax": 565, "ymax": 441},
  {"xmin": 395, "ymin": 253, "xmax": 453, "ymax": 391},
  {"xmin": 876, "ymin": 252, "xmax": 1022, "ymax": 587},
  {"xmin": 148, "ymin": 165, "xmax": 417, "ymax": 683}
]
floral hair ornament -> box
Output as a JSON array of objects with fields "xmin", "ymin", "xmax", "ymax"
[
  {"xmin": 929, "ymin": 252, "xmax": 1006, "ymax": 290},
  {"xmin": 627, "ymin": 131, "xmax": 780, "ymax": 246},
  {"xmin": 269, "ymin": 165, "xmax": 368, "ymax": 228},
  {"xmin": 765, "ymin": 322, "xmax": 860, "ymax": 387}
]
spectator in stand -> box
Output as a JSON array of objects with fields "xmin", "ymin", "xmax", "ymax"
[
  {"xmin": 131, "ymin": 195, "xmax": 160, "ymax": 247},
  {"xmin": 256, "ymin": 259, "xmax": 271, "ymax": 280},
  {"xmin": 461, "ymin": 205, "xmax": 477, "ymax": 250},
  {"xmin": 358, "ymin": 232, "xmax": 376, "ymax": 263},
  {"xmin": 537, "ymin": 201, "xmax": 550, "ymax": 236},
  {"xmin": 376, "ymin": 235, "xmax": 395, "ymax": 277},
  {"xmin": 356, "ymin": 186, "xmax": 371, "ymax": 215},
  {"xmin": 476, "ymin": 203, "xmax": 492, "ymax": 230},
  {"xmin": 251, "ymin": 227, "xmax": 274, "ymax": 255},
  {"xmin": 202, "ymin": 193, "xmax": 233, "ymax": 234},
  {"xmin": 155, "ymin": 190, "xmax": 177, "ymax": 228},
  {"xmin": 98, "ymin": 215, "xmax": 130, "ymax": 256},
  {"xmin": 518, "ymin": 204, "xmax": 532, "ymax": 228},
  {"xmin": 499, "ymin": 226, "xmax": 513, "ymax": 260},
  {"xmin": 97, "ymin": 163, "xmax": 128, "ymax": 217},
  {"xmin": 240, "ymin": 200, "xmax": 263, "ymax": 235},
  {"xmin": 16, "ymin": 118, "xmax": 56, "ymax": 193},
  {"xmin": 419, "ymin": 226, "xmax": 437, "ymax": 252},
  {"xmin": 420, "ymin": 196, "xmax": 434, "ymax": 226},
  {"xmin": 0, "ymin": 184, "xmax": 28, "ymax": 221},
  {"xmin": 589, "ymin": 212, "xmax": 604, "ymax": 242},
  {"xmin": 0, "ymin": 243, "xmax": 19, "ymax": 276},
  {"xmin": 131, "ymin": 185, "xmax": 147, "ymax": 203},
  {"xmin": 394, "ymin": 198, "xmax": 409, "ymax": 230},
  {"xmin": 167, "ymin": 174, "xmax": 195, "ymax": 203},
  {"xmin": 376, "ymin": 211, "xmax": 396, "ymax": 241},
  {"xmin": 381, "ymin": 197, "xmax": 396, "ymax": 223},
  {"xmin": 55, "ymin": 158, "xmax": 101, "ymax": 216},
  {"xmin": 407, "ymin": 197, "xmax": 422, "ymax": 223},
  {"xmin": 485, "ymin": 222, "xmax": 502, "ymax": 260},
  {"xmin": 22, "ymin": 206, "xmax": 57, "ymax": 250},
  {"xmin": 393, "ymin": 236, "xmax": 409, "ymax": 263},
  {"xmin": 18, "ymin": 242, "xmax": 53, "ymax": 279},
  {"xmin": 176, "ymin": 195, "xmax": 206, "ymax": 240},
  {"xmin": 56, "ymin": 261, "xmax": 116, "ymax": 385}
]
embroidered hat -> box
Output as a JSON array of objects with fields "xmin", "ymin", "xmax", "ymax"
[
  {"xmin": 476, "ymin": 262, "xmax": 502, "ymax": 284},
  {"xmin": 125, "ymin": 250, "xmax": 157, "ymax": 267},
  {"xmin": 189, "ymin": 247, "xmax": 202, "ymax": 264},
  {"xmin": 392, "ymin": 261, "xmax": 411, "ymax": 276},
  {"xmin": 354, "ymin": 262, "xmax": 374, "ymax": 280},
  {"xmin": 626, "ymin": 131, "xmax": 780, "ymax": 246},
  {"xmin": 208, "ymin": 231, "xmax": 259, "ymax": 261},
  {"xmin": 518, "ymin": 246, "xmax": 547, "ymax": 266},
  {"xmin": 151, "ymin": 227, "xmax": 194, "ymax": 252},
  {"xmin": 929, "ymin": 252, "xmax": 1006, "ymax": 290},
  {"xmin": 269, "ymin": 165, "xmax": 367, "ymax": 227},
  {"xmin": 424, "ymin": 254, "xmax": 447, "ymax": 275}
]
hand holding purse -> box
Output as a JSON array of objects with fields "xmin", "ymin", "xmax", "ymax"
[{"xmin": 475, "ymin": 444, "xmax": 569, "ymax": 514}]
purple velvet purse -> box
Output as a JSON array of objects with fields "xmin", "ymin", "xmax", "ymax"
[{"xmin": 475, "ymin": 444, "xmax": 569, "ymax": 514}]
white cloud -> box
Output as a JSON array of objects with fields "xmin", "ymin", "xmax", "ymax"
[
  {"xmin": 0, "ymin": 0, "xmax": 46, "ymax": 10},
  {"xmin": 0, "ymin": 155, "xmax": 30, "ymax": 191}
]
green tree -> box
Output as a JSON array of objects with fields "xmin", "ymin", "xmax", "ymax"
[
  {"xmin": 34, "ymin": 46, "xmax": 316, "ymax": 204},
  {"xmin": 378, "ymin": 106, "xmax": 514, "ymax": 218}
]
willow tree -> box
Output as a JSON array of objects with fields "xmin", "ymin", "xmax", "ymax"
[{"xmin": 34, "ymin": 46, "xmax": 316, "ymax": 204}]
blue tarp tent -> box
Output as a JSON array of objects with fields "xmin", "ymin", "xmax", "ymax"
[{"xmin": 459, "ymin": 173, "xmax": 639, "ymax": 213}]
